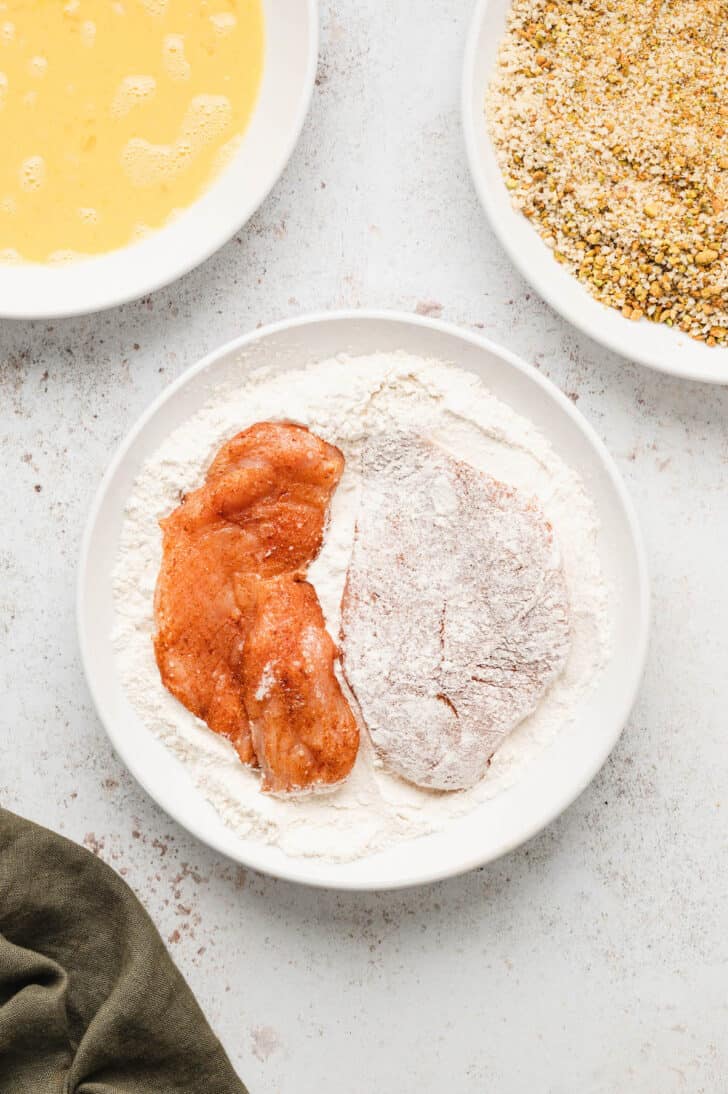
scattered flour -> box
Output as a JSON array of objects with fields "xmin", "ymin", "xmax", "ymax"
[{"xmin": 112, "ymin": 352, "xmax": 613, "ymax": 862}]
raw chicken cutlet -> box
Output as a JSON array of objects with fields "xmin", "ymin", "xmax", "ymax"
[
  {"xmin": 154, "ymin": 421, "xmax": 359, "ymax": 792},
  {"xmin": 243, "ymin": 575, "xmax": 359, "ymax": 793},
  {"xmin": 341, "ymin": 434, "xmax": 571, "ymax": 791}
]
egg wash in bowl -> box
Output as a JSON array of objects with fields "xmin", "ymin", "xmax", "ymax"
[{"xmin": 0, "ymin": 0, "xmax": 264, "ymax": 262}]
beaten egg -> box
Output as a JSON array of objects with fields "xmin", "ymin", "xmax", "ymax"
[{"xmin": 0, "ymin": 0, "xmax": 264, "ymax": 262}]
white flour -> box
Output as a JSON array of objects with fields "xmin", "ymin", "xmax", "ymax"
[{"xmin": 113, "ymin": 352, "xmax": 612, "ymax": 862}]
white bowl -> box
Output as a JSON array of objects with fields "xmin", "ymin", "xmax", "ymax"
[
  {"xmin": 0, "ymin": 0, "xmax": 318, "ymax": 319},
  {"xmin": 463, "ymin": 0, "xmax": 728, "ymax": 384},
  {"xmin": 78, "ymin": 310, "xmax": 649, "ymax": 890}
]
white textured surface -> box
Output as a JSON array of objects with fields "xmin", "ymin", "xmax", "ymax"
[{"xmin": 1, "ymin": 2, "xmax": 727, "ymax": 1090}]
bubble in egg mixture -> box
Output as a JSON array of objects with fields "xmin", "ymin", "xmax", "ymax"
[
  {"xmin": 162, "ymin": 34, "xmax": 191, "ymax": 82},
  {"xmin": 0, "ymin": 73, "xmax": 7, "ymax": 109},
  {"xmin": 111, "ymin": 74, "xmax": 156, "ymax": 117},
  {"xmin": 28, "ymin": 56, "xmax": 48, "ymax": 78},
  {"xmin": 131, "ymin": 223, "xmax": 152, "ymax": 242},
  {"xmin": 121, "ymin": 95, "xmax": 232, "ymax": 188},
  {"xmin": 181, "ymin": 95, "xmax": 232, "ymax": 146},
  {"xmin": 1, "ymin": 21, "xmax": 15, "ymax": 43},
  {"xmin": 78, "ymin": 206, "xmax": 99, "ymax": 224},
  {"xmin": 19, "ymin": 155, "xmax": 45, "ymax": 192},
  {"xmin": 210, "ymin": 12, "xmax": 237, "ymax": 35},
  {"xmin": 140, "ymin": 0, "xmax": 169, "ymax": 16},
  {"xmin": 80, "ymin": 20, "xmax": 96, "ymax": 46},
  {"xmin": 48, "ymin": 249, "xmax": 81, "ymax": 263},
  {"xmin": 122, "ymin": 139, "xmax": 169, "ymax": 189},
  {"xmin": 213, "ymin": 134, "xmax": 242, "ymax": 176}
]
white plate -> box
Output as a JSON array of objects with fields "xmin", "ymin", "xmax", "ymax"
[
  {"xmin": 462, "ymin": 0, "xmax": 728, "ymax": 384},
  {"xmin": 0, "ymin": 0, "xmax": 317, "ymax": 319},
  {"xmin": 78, "ymin": 311, "xmax": 649, "ymax": 890}
]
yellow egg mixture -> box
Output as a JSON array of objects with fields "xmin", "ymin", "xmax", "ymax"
[{"xmin": 0, "ymin": 0, "xmax": 264, "ymax": 262}]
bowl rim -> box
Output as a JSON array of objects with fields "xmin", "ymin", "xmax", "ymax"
[
  {"xmin": 0, "ymin": 0, "xmax": 319, "ymax": 321},
  {"xmin": 461, "ymin": 0, "xmax": 728, "ymax": 385},
  {"xmin": 77, "ymin": 308, "xmax": 651, "ymax": 890}
]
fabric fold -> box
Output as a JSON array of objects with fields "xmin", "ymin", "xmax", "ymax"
[{"xmin": 0, "ymin": 808, "xmax": 247, "ymax": 1093}]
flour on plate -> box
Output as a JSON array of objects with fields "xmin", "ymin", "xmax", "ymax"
[{"xmin": 113, "ymin": 352, "xmax": 612, "ymax": 862}]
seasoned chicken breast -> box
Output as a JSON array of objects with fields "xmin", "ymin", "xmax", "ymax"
[
  {"xmin": 243, "ymin": 575, "xmax": 359, "ymax": 793},
  {"xmin": 154, "ymin": 421, "xmax": 357, "ymax": 788}
]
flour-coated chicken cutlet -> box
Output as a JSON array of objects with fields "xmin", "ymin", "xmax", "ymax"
[
  {"xmin": 341, "ymin": 434, "xmax": 571, "ymax": 791},
  {"xmin": 154, "ymin": 421, "xmax": 352, "ymax": 785},
  {"xmin": 242, "ymin": 575, "xmax": 359, "ymax": 793}
]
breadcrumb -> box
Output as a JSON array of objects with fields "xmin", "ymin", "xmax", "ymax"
[{"xmin": 486, "ymin": 0, "xmax": 728, "ymax": 347}]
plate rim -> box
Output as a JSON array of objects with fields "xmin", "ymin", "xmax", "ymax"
[
  {"xmin": 77, "ymin": 308, "xmax": 651, "ymax": 890},
  {"xmin": 0, "ymin": 0, "xmax": 319, "ymax": 320},
  {"xmin": 461, "ymin": 0, "xmax": 728, "ymax": 385}
]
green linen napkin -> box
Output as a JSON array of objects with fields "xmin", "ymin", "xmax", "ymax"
[{"xmin": 0, "ymin": 807, "xmax": 248, "ymax": 1093}]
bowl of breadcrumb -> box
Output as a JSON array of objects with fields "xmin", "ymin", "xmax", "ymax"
[{"xmin": 463, "ymin": 0, "xmax": 728, "ymax": 383}]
